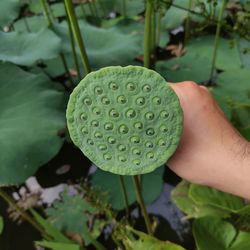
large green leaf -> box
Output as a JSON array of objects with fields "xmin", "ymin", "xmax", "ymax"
[
  {"xmin": 171, "ymin": 180, "xmax": 229, "ymax": 219},
  {"xmin": 91, "ymin": 167, "xmax": 164, "ymax": 210},
  {"xmin": 122, "ymin": 228, "xmax": 185, "ymax": 250},
  {"xmin": 46, "ymin": 192, "xmax": 104, "ymax": 245},
  {"xmin": 54, "ymin": 20, "xmax": 141, "ymax": 69},
  {"xmin": 156, "ymin": 53, "xmax": 211, "ymax": 83},
  {"xmin": 0, "ymin": 28, "xmax": 61, "ymax": 66},
  {"xmin": 36, "ymin": 241, "xmax": 80, "ymax": 250},
  {"xmin": 0, "ymin": 216, "xmax": 3, "ymax": 235},
  {"xmin": 161, "ymin": 0, "xmax": 189, "ymax": 30},
  {"xmin": 0, "ymin": 0, "xmax": 20, "ymax": 28},
  {"xmin": 114, "ymin": 0, "xmax": 145, "ymax": 16},
  {"xmin": 187, "ymin": 36, "xmax": 242, "ymax": 71},
  {"xmin": 193, "ymin": 216, "xmax": 250, "ymax": 250},
  {"xmin": 0, "ymin": 63, "xmax": 65, "ymax": 186},
  {"xmin": 189, "ymin": 184, "xmax": 245, "ymax": 212},
  {"xmin": 14, "ymin": 16, "xmax": 47, "ymax": 32}
]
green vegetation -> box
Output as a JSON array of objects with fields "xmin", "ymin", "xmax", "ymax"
[{"xmin": 0, "ymin": 0, "xmax": 250, "ymax": 249}]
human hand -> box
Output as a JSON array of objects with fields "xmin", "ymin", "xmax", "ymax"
[{"xmin": 168, "ymin": 81, "xmax": 250, "ymax": 199}]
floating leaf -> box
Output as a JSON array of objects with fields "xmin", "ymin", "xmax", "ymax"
[
  {"xmin": 36, "ymin": 241, "xmax": 80, "ymax": 250},
  {"xmin": 193, "ymin": 216, "xmax": 250, "ymax": 250},
  {"xmin": 67, "ymin": 66, "xmax": 183, "ymax": 175},
  {"xmin": 46, "ymin": 192, "xmax": 103, "ymax": 245},
  {"xmin": 91, "ymin": 167, "xmax": 164, "ymax": 210},
  {"xmin": 187, "ymin": 36, "xmax": 242, "ymax": 71},
  {"xmin": 0, "ymin": 63, "xmax": 65, "ymax": 186},
  {"xmin": 189, "ymin": 184, "xmax": 245, "ymax": 212},
  {"xmin": 14, "ymin": 16, "xmax": 47, "ymax": 32},
  {"xmin": 171, "ymin": 180, "xmax": 229, "ymax": 219},
  {"xmin": 0, "ymin": 0, "xmax": 20, "ymax": 28},
  {"xmin": 0, "ymin": 28, "xmax": 61, "ymax": 66},
  {"xmin": 156, "ymin": 53, "xmax": 211, "ymax": 83}
]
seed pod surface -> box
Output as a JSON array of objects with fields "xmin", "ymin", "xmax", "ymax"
[{"xmin": 66, "ymin": 66, "xmax": 183, "ymax": 175}]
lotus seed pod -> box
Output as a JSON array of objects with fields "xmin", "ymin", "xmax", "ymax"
[{"xmin": 66, "ymin": 66, "xmax": 183, "ymax": 175}]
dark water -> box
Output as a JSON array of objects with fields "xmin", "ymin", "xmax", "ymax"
[{"xmin": 0, "ymin": 142, "xmax": 195, "ymax": 250}]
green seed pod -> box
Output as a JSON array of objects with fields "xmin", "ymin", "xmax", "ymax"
[{"xmin": 66, "ymin": 66, "xmax": 183, "ymax": 175}]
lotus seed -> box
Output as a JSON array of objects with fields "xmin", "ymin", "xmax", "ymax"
[
  {"xmin": 133, "ymin": 159, "xmax": 141, "ymax": 165},
  {"xmin": 160, "ymin": 110, "xmax": 169, "ymax": 119},
  {"xmin": 134, "ymin": 122, "xmax": 143, "ymax": 129},
  {"xmin": 119, "ymin": 125, "xmax": 129, "ymax": 134},
  {"xmin": 91, "ymin": 120, "xmax": 99, "ymax": 127},
  {"xmin": 136, "ymin": 97, "xmax": 145, "ymax": 106},
  {"xmin": 153, "ymin": 96, "xmax": 161, "ymax": 105},
  {"xmin": 126, "ymin": 109, "xmax": 136, "ymax": 118},
  {"xmin": 145, "ymin": 112, "xmax": 155, "ymax": 120},
  {"xmin": 145, "ymin": 141, "xmax": 154, "ymax": 148},
  {"xmin": 103, "ymin": 153, "xmax": 112, "ymax": 160},
  {"xmin": 132, "ymin": 148, "xmax": 141, "ymax": 155},
  {"xmin": 130, "ymin": 136, "xmax": 140, "ymax": 144},
  {"xmin": 101, "ymin": 97, "xmax": 110, "ymax": 105},
  {"xmin": 80, "ymin": 113, "xmax": 87, "ymax": 120},
  {"xmin": 117, "ymin": 95, "xmax": 127, "ymax": 104},
  {"xmin": 92, "ymin": 107, "xmax": 101, "ymax": 115},
  {"xmin": 98, "ymin": 144, "xmax": 107, "ymax": 151},
  {"xmin": 158, "ymin": 139, "xmax": 166, "ymax": 146},
  {"xmin": 118, "ymin": 144, "xmax": 126, "ymax": 151},
  {"xmin": 83, "ymin": 97, "xmax": 92, "ymax": 105},
  {"xmin": 109, "ymin": 82, "xmax": 118, "ymax": 90},
  {"xmin": 146, "ymin": 128, "xmax": 155, "ymax": 136},
  {"xmin": 160, "ymin": 125, "xmax": 168, "ymax": 133},
  {"xmin": 94, "ymin": 87, "xmax": 103, "ymax": 95},
  {"xmin": 142, "ymin": 84, "xmax": 151, "ymax": 92},
  {"xmin": 94, "ymin": 132, "xmax": 103, "ymax": 138},
  {"xmin": 110, "ymin": 109, "xmax": 119, "ymax": 118},
  {"xmin": 104, "ymin": 122, "xmax": 113, "ymax": 130},
  {"xmin": 147, "ymin": 152, "xmax": 154, "ymax": 159},
  {"xmin": 108, "ymin": 136, "xmax": 116, "ymax": 144},
  {"xmin": 118, "ymin": 156, "xmax": 127, "ymax": 162},
  {"xmin": 87, "ymin": 139, "xmax": 94, "ymax": 145},
  {"xmin": 81, "ymin": 127, "xmax": 88, "ymax": 134},
  {"xmin": 126, "ymin": 83, "xmax": 135, "ymax": 91}
]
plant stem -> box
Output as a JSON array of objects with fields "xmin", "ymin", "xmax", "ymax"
[
  {"xmin": 92, "ymin": 0, "xmax": 99, "ymax": 18},
  {"xmin": 132, "ymin": 176, "xmax": 153, "ymax": 236},
  {"xmin": 151, "ymin": 2, "xmax": 156, "ymax": 66},
  {"xmin": 155, "ymin": 8, "xmax": 162, "ymax": 47},
  {"xmin": 24, "ymin": 17, "xmax": 31, "ymax": 32},
  {"xmin": 184, "ymin": 0, "xmax": 193, "ymax": 43},
  {"xmin": 64, "ymin": 0, "xmax": 91, "ymax": 74},
  {"xmin": 144, "ymin": 0, "xmax": 154, "ymax": 68},
  {"xmin": 209, "ymin": 0, "xmax": 227, "ymax": 81},
  {"xmin": 0, "ymin": 189, "xmax": 46, "ymax": 237},
  {"xmin": 40, "ymin": 0, "xmax": 53, "ymax": 28},
  {"xmin": 80, "ymin": 4, "xmax": 86, "ymax": 17},
  {"xmin": 118, "ymin": 176, "xmax": 129, "ymax": 217},
  {"xmin": 122, "ymin": 0, "xmax": 127, "ymax": 18},
  {"xmin": 64, "ymin": 1, "xmax": 81, "ymax": 81}
]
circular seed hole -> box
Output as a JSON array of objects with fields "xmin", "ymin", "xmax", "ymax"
[
  {"xmin": 126, "ymin": 109, "xmax": 136, "ymax": 118},
  {"xmin": 145, "ymin": 112, "xmax": 155, "ymax": 120},
  {"xmin": 92, "ymin": 107, "xmax": 101, "ymax": 115},
  {"xmin": 83, "ymin": 97, "xmax": 92, "ymax": 106},
  {"xmin": 103, "ymin": 153, "xmax": 112, "ymax": 160},
  {"xmin": 146, "ymin": 128, "xmax": 155, "ymax": 136},
  {"xmin": 160, "ymin": 110, "xmax": 169, "ymax": 119},
  {"xmin": 94, "ymin": 87, "xmax": 103, "ymax": 95},
  {"xmin": 145, "ymin": 141, "xmax": 154, "ymax": 148},
  {"xmin": 160, "ymin": 125, "xmax": 168, "ymax": 133},
  {"xmin": 130, "ymin": 136, "xmax": 140, "ymax": 144},
  {"xmin": 133, "ymin": 159, "xmax": 141, "ymax": 165},
  {"xmin": 101, "ymin": 97, "xmax": 110, "ymax": 105},
  {"xmin": 94, "ymin": 132, "xmax": 103, "ymax": 139},
  {"xmin": 117, "ymin": 95, "xmax": 127, "ymax": 104},
  {"xmin": 118, "ymin": 144, "xmax": 126, "ymax": 151},
  {"xmin": 126, "ymin": 82, "xmax": 135, "ymax": 91},
  {"xmin": 134, "ymin": 122, "xmax": 143, "ymax": 130},
  {"xmin": 158, "ymin": 139, "xmax": 166, "ymax": 146},
  {"xmin": 153, "ymin": 96, "xmax": 161, "ymax": 105},
  {"xmin": 108, "ymin": 136, "xmax": 116, "ymax": 144},
  {"xmin": 91, "ymin": 120, "xmax": 99, "ymax": 127},
  {"xmin": 98, "ymin": 144, "xmax": 107, "ymax": 151},
  {"xmin": 136, "ymin": 97, "xmax": 145, "ymax": 106},
  {"xmin": 81, "ymin": 127, "xmax": 88, "ymax": 134},
  {"xmin": 118, "ymin": 156, "xmax": 127, "ymax": 162},
  {"xmin": 87, "ymin": 139, "xmax": 94, "ymax": 145},
  {"xmin": 104, "ymin": 122, "xmax": 113, "ymax": 130},
  {"xmin": 142, "ymin": 84, "xmax": 151, "ymax": 92},
  {"xmin": 80, "ymin": 113, "xmax": 88, "ymax": 120},
  {"xmin": 110, "ymin": 109, "xmax": 119, "ymax": 118},
  {"xmin": 146, "ymin": 152, "xmax": 154, "ymax": 159},
  {"xmin": 109, "ymin": 82, "xmax": 118, "ymax": 90},
  {"xmin": 132, "ymin": 148, "xmax": 141, "ymax": 155},
  {"xmin": 119, "ymin": 124, "xmax": 129, "ymax": 134}
]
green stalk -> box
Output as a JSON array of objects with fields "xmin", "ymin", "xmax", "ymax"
[
  {"xmin": 209, "ymin": 0, "xmax": 227, "ymax": 81},
  {"xmin": 144, "ymin": 0, "xmax": 154, "ymax": 68},
  {"xmin": 155, "ymin": 10, "xmax": 162, "ymax": 47},
  {"xmin": 64, "ymin": 0, "xmax": 91, "ymax": 74},
  {"xmin": 151, "ymin": 2, "xmax": 156, "ymax": 63},
  {"xmin": 0, "ymin": 189, "xmax": 47, "ymax": 237},
  {"xmin": 40, "ymin": 0, "xmax": 53, "ymax": 28},
  {"xmin": 133, "ymin": 176, "xmax": 153, "ymax": 236},
  {"xmin": 119, "ymin": 176, "xmax": 130, "ymax": 217},
  {"xmin": 64, "ymin": 1, "xmax": 81, "ymax": 81},
  {"xmin": 92, "ymin": 0, "xmax": 99, "ymax": 18},
  {"xmin": 184, "ymin": 0, "xmax": 193, "ymax": 43},
  {"xmin": 122, "ymin": 0, "xmax": 127, "ymax": 18}
]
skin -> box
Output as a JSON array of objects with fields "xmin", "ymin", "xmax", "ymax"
[{"xmin": 168, "ymin": 81, "xmax": 250, "ymax": 199}]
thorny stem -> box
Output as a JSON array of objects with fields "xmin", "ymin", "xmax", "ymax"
[
  {"xmin": 118, "ymin": 176, "xmax": 130, "ymax": 218},
  {"xmin": 64, "ymin": 1, "xmax": 81, "ymax": 81},
  {"xmin": 184, "ymin": 0, "xmax": 194, "ymax": 43},
  {"xmin": 0, "ymin": 189, "xmax": 47, "ymax": 237},
  {"xmin": 209, "ymin": 0, "xmax": 227, "ymax": 81},
  {"xmin": 133, "ymin": 176, "xmax": 153, "ymax": 236},
  {"xmin": 144, "ymin": 0, "xmax": 154, "ymax": 68},
  {"xmin": 64, "ymin": 0, "xmax": 91, "ymax": 74}
]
